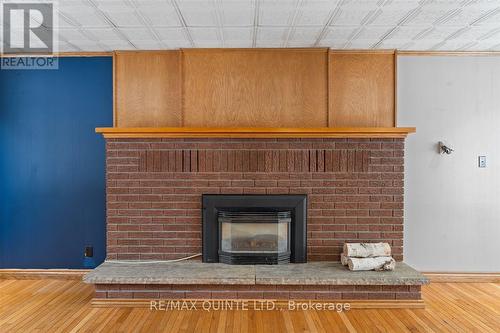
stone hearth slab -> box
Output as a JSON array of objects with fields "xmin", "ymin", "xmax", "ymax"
[
  {"xmin": 84, "ymin": 262, "xmax": 255, "ymax": 285},
  {"xmin": 255, "ymin": 262, "xmax": 427, "ymax": 285},
  {"xmin": 84, "ymin": 262, "xmax": 428, "ymax": 286}
]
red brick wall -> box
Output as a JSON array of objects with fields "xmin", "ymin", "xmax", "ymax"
[{"xmin": 105, "ymin": 138, "xmax": 405, "ymax": 261}]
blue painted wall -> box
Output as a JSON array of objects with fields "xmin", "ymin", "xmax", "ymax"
[{"xmin": 0, "ymin": 57, "xmax": 112, "ymax": 268}]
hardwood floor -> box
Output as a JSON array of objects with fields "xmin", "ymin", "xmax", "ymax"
[{"xmin": 0, "ymin": 279, "xmax": 498, "ymax": 332}]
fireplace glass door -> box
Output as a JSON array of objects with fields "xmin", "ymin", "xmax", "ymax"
[{"xmin": 218, "ymin": 211, "xmax": 291, "ymax": 264}]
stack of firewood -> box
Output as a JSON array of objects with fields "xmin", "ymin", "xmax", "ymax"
[{"xmin": 341, "ymin": 242, "xmax": 396, "ymax": 271}]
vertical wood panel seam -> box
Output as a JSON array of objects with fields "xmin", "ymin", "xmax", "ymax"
[
  {"xmin": 113, "ymin": 51, "xmax": 117, "ymax": 127},
  {"xmin": 179, "ymin": 49, "xmax": 185, "ymax": 126},
  {"xmin": 327, "ymin": 49, "xmax": 331, "ymax": 127},
  {"xmin": 394, "ymin": 50, "xmax": 398, "ymax": 127}
]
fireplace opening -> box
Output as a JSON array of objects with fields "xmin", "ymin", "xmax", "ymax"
[
  {"xmin": 202, "ymin": 195, "xmax": 307, "ymax": 264},
  {"xmin": 219, "ymin": 211, "xmax": 291, "ymax": 264}
]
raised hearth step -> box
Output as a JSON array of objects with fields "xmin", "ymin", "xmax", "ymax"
[{"xmin": 83, "ymin": 262, "xmax": 429, "ymax": 286}]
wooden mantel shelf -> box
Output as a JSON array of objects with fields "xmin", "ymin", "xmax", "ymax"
[{"xmin": 95, "ymin": 127, "xmax": 416, "ymax": 139}]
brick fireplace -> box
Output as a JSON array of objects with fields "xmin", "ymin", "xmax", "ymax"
[{"xmin": 105, "ymin": 138, "xmax": 405, "ymax": 262}]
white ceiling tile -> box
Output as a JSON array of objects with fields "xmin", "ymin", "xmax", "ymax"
[
  {"xmin": 223, "ymin": 27, "xmax": 253, "ymax": 41},
  {"xmin": 164, "ymin": 40, "xmax": 192, "ymax": 48},
  {"xmin": 388, "ymin": 26, "xmax": 432, "ymax": 40},
  {"xmin": 223, "ymin": 40, "xmax": 253, "ymax": 48},
  {"xmin": 317, "ymin": 40, "xmax": 347, "ymax": 48},
  {"xmin": 58, "ymin": 42, "xmax": 80, "ymax": 52},
  {"xmin": 177, "ymin": 2, "xmax": 218, "ymax": 26},
  {"xmin": 403, "ymin": 5, "xmax": 459, "ymax": 26},
  {"xmin": 58, "ymin": 14, "xmax": 79, "ymax": 28},
  {"xmin": 294, "ymin": 1, "xmax": 340, "ymax": 26},
  {"xmin": 408, "ymin": 39, "xmax": 444, "ymax": 50},
  {"xmin": 189, "ymin": 27, "xmax": 220, "ymax": 41},
  {"xmin": 346, "ymin": 40, "xmax": 378, "ymax": 48},
  {"xmin": 58, "ymin": 28, "xmax": 91, "ymax": 41},
  {"xmin": 58, "ymin": 8, "xmax": 110, "ymax": 28},
  {"xmin": 339, "ymin": 0, "xmax": 379, "ymax": 10},
  {"xmin": 128, "ymin": 40, "xmax": 162, "ymax": 49},
  {"xmin": 119, "ymin": 28, "xmax": 154, "ymax": 40},
  {"xmin": 376, "ymin": 40, "xmax": 414, "ymax": 49},
  {"xmin": 193, "ymin": 40, "xmax": 223, "ymax": 48},
  {"xmin": 468, "ymin": 39, "xmax": 500, "ymax": 50},
  {"xmin": 220, "ymin": 2, "xmax": 255, "ymax": 26},
  {"xmin": 257, "ymin": 27, "xmax": 287, "ymax": 41},
  {"xmin": 289, "ymin": 27, "xmax": 322, "ymax": 41},
  {"xmin": 473, "ymin": 8, "xmax": 500, "ymax": 26},
  {"xmin": 260, "ymin": 1, "xmax": 297, "ymax": 26},
  {"xmin": 5, "ymin": 0, "xmax": 500, "ymax": 51},
  {"xmin": 93, "ymin": 0, "xmax": 132, "ymax": 8},
  {"xmin": 255, "ymin": 40, "xmax": 283, "ymax": 47},
  {"xmin": 441, "ymin": 6, "xmax": 498, "ymax": 26},
  {"xmin": 59, "ymin": 0, "xmax": 93, "ymax": 9},
  {"xmin": 433, "ymin": 40, "xmax": 477, "ymax": 51},
  {"xmin": 155, "ymin": 28, "xmax": 188, "ymax": 41},
  {"xmin": 354, "ymin": 26, "xmax": 393, "ymax": 40},
  {"xmin": 367, "ymin": 8, "xmax": 417, "ymax": 26},
  {"xmin": 85, "ymin": 28, "xmax": 123, "ymax": 41},
  {"xmin": 100, "ymin": 40, "xmax": 136, "ymax": 50},
  {"xmin": 138, "ymin": 9, "xmax": 182, "ymax": 27},
  {"xmin": 287, "ymin": 40, "xmax": 315, "ymax": 47},
  {"xmin": 99, "ymin": 8, "xmax": 143, "ymax": 27},
  {"xmin": 417, "ymin": 26, "xmax": 462, "ymax": 40},
  {"xmin": 331, "ymin": 8, "xmax": 377, "ymax": 26},
  {"xmin": 67, "ymin": 40, "xmax": 106, "ymax": 51},
  {"xmin": 323, "ymin": 26, "xmax": 358, "ymax": 41},
  {"xmin": 447, "ymin": 26, "xmax": 499, "ymax": 41}
]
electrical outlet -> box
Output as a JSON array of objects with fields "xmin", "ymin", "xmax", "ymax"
[
  {"xmin": 84, "ymin": 246, "xmax": 93, "ymax": 257},
  {"xmin": 478, "ymin": 156, "xmax": 486, "ymax": 168}
]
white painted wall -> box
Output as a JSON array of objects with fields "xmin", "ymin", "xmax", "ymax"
[{"xmin": 398, "ymin": 56, "xmax": 500, "ymax": 272}]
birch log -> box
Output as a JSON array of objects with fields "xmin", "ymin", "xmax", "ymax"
[
  {"xmin": 347, "ymin": 256, "xmax": 396, "ymax": 271},
  {"xmin": 343, "ymin": 242, "xmax": 391, "ymax": 258},
  {"xmin": 340, "ymin": 253, "xmax": 349, "ymax": 266}
]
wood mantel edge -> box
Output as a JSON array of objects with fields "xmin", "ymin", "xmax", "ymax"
[{"xmin": 95, "ymin": 127, "xmax": 416, "ymax": 139}]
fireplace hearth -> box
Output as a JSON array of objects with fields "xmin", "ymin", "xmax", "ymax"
[{"xmin": 202, "ymin": 195, "xmax": 307, "ymax": 264}]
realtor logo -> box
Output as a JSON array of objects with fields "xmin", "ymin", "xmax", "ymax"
[{"xmin": 1, "ymin": 1, "xmax": 58, "ymax": 69}]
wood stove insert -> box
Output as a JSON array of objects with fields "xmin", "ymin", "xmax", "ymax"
[{"xmin": 202, "ymin": 195, "xmax": 307, "ymax": 264}]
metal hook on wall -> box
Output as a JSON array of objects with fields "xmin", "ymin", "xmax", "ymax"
[{"xmin": 438, "ymin": 141, "xmax": 454, "ymax": 155}]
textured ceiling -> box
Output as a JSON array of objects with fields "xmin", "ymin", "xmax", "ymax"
[{"xmin": 5, "ymin": 0, "xmax": 500, "ymax": 51}]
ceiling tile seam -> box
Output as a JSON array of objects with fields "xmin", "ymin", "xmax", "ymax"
[
  {"xmin": 283, "ymin": 0, "xmax": 303, "ymax": 48},
  {"xmin": 413, "ymin": 27, "xmax": 436, "ymax": 41},
  {"xmin": 86, "ymin": 0, "xmax": 137, "ymax": 50},
  {"xmin": 445, "ymin": 27, "xmax": 471, "ymax": 41},
  {"xmin": 214, "ymin": 0, "xmax": 224, "ymax": 47},
  {"xmin": 57, "ymin": 13, "xmax": 78, "ymax": 28},
  {"xmin": 457, "ymin": 41, "xmax": 478, "ymax": 51},
  {"xmin": 171, "ymin": 0, "xmax": 195, "ymax": 48},
  {"xmin": 479, "ymin": 27, "xmax": 500, "ymax": 40},
  {"xmin": 57, "ymin": 10, "xmax": 108, "ymax": 50},
  {"xmin": 470, "ymin": 7, "xmax": 500, "ymax": 26},
  {"xmin": 128, "ymin": 0, "xmax": 169, "ymax": 49},
  {"xmin": 312, "ymin": 0, "xmax": 344, "ymax": 47},
  {"xmin": 434, "ymin": 8, "xmax": 463, "ymax": 26},
  {"xmin": 343, "ymin": 8, "xmax": 382, "ymax": 49},
  {"xmin": 371, "ymin": 4, "xmax": 424, "ymax": 49},
  {"xmin": 429, "ymin": 40, "xmax": 445, "ymax": 51},
  {"xmin": 252, "ymin": 0, "xmax": 260, "ymax": 48}
]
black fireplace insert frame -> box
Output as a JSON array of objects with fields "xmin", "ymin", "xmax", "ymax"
[{"xmin": 202, "ymin": 194, "xmax": 307, "ymax": 263}]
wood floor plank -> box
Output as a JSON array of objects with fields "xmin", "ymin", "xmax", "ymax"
[{"xmin": 0, "ymin": 280, "xmax": 499, "ymax": 332}]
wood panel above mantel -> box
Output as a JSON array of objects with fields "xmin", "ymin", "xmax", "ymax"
[
  {"xmin": 95, "ymin": 127, "xmax": 415, "ymax": 139},
  {"xmin": 113, "ymin": 49, "xmax": 397, "ymax": 128}
]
